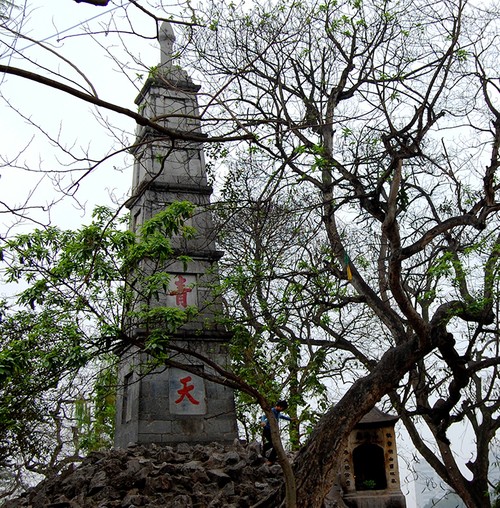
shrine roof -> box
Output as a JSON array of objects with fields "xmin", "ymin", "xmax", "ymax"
[{"xmin": 355, "ymin": 406, "xmax": 399, "ymax": 428}]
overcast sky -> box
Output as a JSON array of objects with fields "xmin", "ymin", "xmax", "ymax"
[{"xmin": 0, "ymin": 1, "xmax": 165, "ymax": 233}]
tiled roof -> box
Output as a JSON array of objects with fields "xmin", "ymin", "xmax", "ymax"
[{"xmin": 355, "ymin": 406, "xmax": 399, "ymax": 427}]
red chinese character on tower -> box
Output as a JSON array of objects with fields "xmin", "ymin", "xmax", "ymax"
[
  {"xmin": 175, "ymin": 376, "xmax": 200, "ymax": 405},
  {"xmin": 169, "ymin": 275, "xmax": 193, "ymax": 308}
]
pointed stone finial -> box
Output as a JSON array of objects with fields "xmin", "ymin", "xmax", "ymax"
[{"xmin": 159, "ymin": 21, "xmax": 175, "ymax": 69}]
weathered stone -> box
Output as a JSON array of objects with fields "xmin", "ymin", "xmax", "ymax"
[
  {"xmin": 175, "ymin": 442, "xmax": 192, "ymax": 455},
  {"xmin": 225, "ymin": 459, "xmax": 247, "ymax": 479},
  {"xmin": 144, "ymin": 474, "xmax": 171, "ymax": 493},
  {"xmin": 92, "ymin": 485, "xmax": 122, "ymax": 500},
  {"xmin": 171, "ymin": 494, "xmax": 193, "ymax": 507},
  {"xmin": 100, "ymin": 457, "xmax": 124, "ymax": 478},
  {"xmin": 4, "ymin": 442, "xmax": 283, "ymax": 508},
  {"xmin": 60, "ymin": 467, "xmax": 93, "ymax": 498},
  {"xmin": 191, "ymin": 445, "xmax": 210, "ymax": 462},
  {"xmin": 206, "ymin": 468, "xmax": 232, "ymax": 486},
  {"xmin": 88, "ymin": 470, "xmax": 108, "ymax": 495},
  {"xmin": 123, "ymin": 457, "xmax": 142, "ymax": 474},
  {"xmin": 220, "ymin": 481, "xmax": 235, "ymax": 496},
  {"xmin": 133, "ymin": 467, "xmax": 151, "ymax": 489},
  {"xmin": 121, "ymin": 492, "xmax": 147, "ymax": 507},
  {"xmin": 181, "ymin": 459, "xmax": 204, "ymax": 471},
  {"xmin": 254, "ymin": 481, "xmax": 270, "ymax": 489},
  {"xmin": 47, "ymin": 496, "xmax": 72, "ymax": 508},
  {"xmin": 223, "ymin": 451, "xmax": 240, "ymax": 464}
]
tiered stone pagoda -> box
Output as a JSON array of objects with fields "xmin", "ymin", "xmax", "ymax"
[{"xmin": 114, "ymin": 22, "xmax": 237, "ymax": 448}]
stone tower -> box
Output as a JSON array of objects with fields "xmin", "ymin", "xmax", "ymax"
[{"xmin": 114, "ymin": 22, "xmax": 238, "ymax": 448}]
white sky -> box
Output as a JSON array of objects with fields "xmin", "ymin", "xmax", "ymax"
[{"xmin": 0, "ymin": 1, "xmax": 166, "ymax": 233}]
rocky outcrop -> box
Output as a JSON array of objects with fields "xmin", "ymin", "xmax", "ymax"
[{"xmin": 4, "ymin": 441, "xmax": 284, "ymax": 508}]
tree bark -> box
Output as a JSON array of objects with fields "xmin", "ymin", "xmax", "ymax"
[{"xmin": 293, "ymin": 335, "xmax": 427, "ymax": 507}]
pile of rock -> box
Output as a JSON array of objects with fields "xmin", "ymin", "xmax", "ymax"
[{"xmin": 4, "ymin": 441, "xmax": 284, "ymax": 508}]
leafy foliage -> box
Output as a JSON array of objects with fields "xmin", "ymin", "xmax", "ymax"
[
  {"xmin": 0, "ymin": 202, "xmax": 196, "ymax": 483},
  {"xmin": 74, "ymin": 360, "xmax": 116, "ymax": 453}
]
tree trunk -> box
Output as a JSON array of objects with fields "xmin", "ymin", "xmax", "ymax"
[
  {"xmin": 270, "ymin": 416, "xmax": 297, "ymax": 508},
  {"xmin": 292, "ymin": 336, "xmax": 426, "ymax": 507}
]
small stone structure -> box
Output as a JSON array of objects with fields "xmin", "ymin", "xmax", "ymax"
[
  {"xmin": 114, "ymin": 22, "xmax": 237, "ymax": 448},
  {"xmin": 338, "ymin": 407, "xmax": 407, "ymax": 508}
]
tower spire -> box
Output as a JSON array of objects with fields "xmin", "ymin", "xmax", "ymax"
[{"xmin": 159, "ymin": 21, "xmax": 175, "ymax": 70}]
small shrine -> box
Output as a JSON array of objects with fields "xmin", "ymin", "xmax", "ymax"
[{"xmin": 328, "ymin": 407, "xmax": 407, "ymax": 508}]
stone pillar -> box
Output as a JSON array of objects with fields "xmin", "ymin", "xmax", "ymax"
[{"xmin": 114, "ymin": 22, "xmax": 238, "ymax": 448}]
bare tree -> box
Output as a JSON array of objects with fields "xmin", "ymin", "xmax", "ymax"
[
  {"xmin": 74, "ymin": 0, "xmax": 110, "ymax": 6},
  {"xmin": 189, "ymin": 0, "xmax": 500, "ymax": 506}
]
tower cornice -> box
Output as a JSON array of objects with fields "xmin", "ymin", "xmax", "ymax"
[
  {"xmin": 125, "ymin": 182, "xmax": 214, "ymax": 209},
  {"xmin": 135, "ymin": 76, "xmax": 201, "ymax": 107}
]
